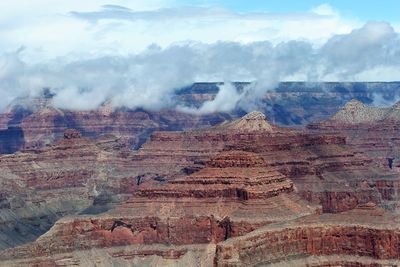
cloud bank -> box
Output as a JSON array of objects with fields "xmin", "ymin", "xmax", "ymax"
[
  {"xmin": 0, "ymin": 2, "xmax": 399, "ymax": 113},
  {"xmin": 0, "ymin": 3, "xmax": 356, "ymax": 62}
]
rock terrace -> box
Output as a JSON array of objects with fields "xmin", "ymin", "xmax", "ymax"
[{"xmin": 1, "ymin": 111, "xmax": 400, "ymax": 266}]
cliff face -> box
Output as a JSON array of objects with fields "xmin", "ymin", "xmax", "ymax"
[
  {"xmin": 0, "ymin": 115, "xmax": 319, "ymax": 265},
  {"xmin": 137, "ymin": 114, "xmax": 398, "ymax": 213},
  {"xmin": 0, "ymin": 130, "xmax": 143, "ymax": 250},
  {"xmin": 176, "ymin": 82, "xmax": 400, "ymax": 125},
  {"xmin": 1, "ymin": 111, "xmax": 400, "ymax": 266},
  {"xmin": 3, "ymin": 207, "xmax": 400, "ymax": 267},
  {"xmin": 2, "ymin": 81, "xmax": 400, "ymax": 154},
  {"xmin": 215, "ymin": 205, "xmax": 400, "ymax": 267},
  {"xmin": 308, "ymin": 100, "xmax": 400, "ymax": 173},
  {"xmin": 1, "ymin": 106, "xmax": 232, "ymax": 154}
]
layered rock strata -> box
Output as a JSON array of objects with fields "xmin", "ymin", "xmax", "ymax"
[
  {"xmin": 136, "ymin": 112, "xmax": 398, "ymax": 213},
  {"xmin": 1, "ymin": 111, "xmax": 400, "ymax": 266},
  {"xmin": 3, "ymin": 81, "xmax": 400, "ymax": 154},
  {"xmin": 0, "ymin": 131, "xmax": 140, "ymax": 249},
  {"xmin": 0, "ymin": 135, "xmax": 319, "ymax": 266},
  {"xmin": 308, "ymin": 100, "xmax": 400, "ymax": 173},
  {"xmin": 215, "ymin": 204, "xmax": 400, "ymax": 266}
]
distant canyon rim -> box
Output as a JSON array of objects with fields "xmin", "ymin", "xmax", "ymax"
[{"xmin": 1, "ymin": 82, "xmax": 400, "ymax": 266}]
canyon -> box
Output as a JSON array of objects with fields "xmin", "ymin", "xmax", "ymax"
[
  {"xmin": 1, "ymin": 98, "xmax": 400, "ymax": 266},
  {"xmin": 308, "ymin": 99, "xmax": 400, "ymax": 172},
  {"xmin": 2, "ymin": 82, "xmax": 400, "ymax": 155}
]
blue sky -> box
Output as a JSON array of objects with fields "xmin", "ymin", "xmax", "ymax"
[
  {"xmin": 185, "ymin": 0, "xmax": 399, "ymax": 21},
  {"xmin": 0, "ymin": 0, "xmax": 399, "ymax": 59}
]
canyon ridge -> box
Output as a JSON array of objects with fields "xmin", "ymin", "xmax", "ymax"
[{"xmin": 1, "ymin": 86, "xmax": 400, "ymax": 266}]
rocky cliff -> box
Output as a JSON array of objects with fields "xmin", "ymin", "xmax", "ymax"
[
  {"xmin": 2, "ymin": 82, "xmax": 400, "ymax": 154},
  {"xmin": 0, "ymin": 116, "xmax": 319, "ymax": 265},
  {"xmin": 136, "ymin": 112, "xmax": 399, "ymax": 213},
  {"xmin": 308, "ymin": 99, "xmax": 400, "ymax": 174},
  {"xmin": 215, "ymin": 204, "xmax": 400, "ymax": 266},
  {"xmin": 1, "ymin": 110, "xmax": 400, "ymax": 266}
]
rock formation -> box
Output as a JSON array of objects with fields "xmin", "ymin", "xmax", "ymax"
[
  {"xmin": 328, "ymin": 99, "xmax": 388, "ymax": 123},
  {"xmin": 216, "ymin": 111, "xmax": 274, "ymax": 132},
  {"xmin": 1, "ymin": 110, "xmax": 400, "ymax": 266},
  {"xmin": 136, "ymin": 112, "xmax": 399, "ymax": 213},
  {"xmin": 0, "ymin": 129, "xmax": 140, "ymax": 250},
  {"xmin": 308, "ymin": 99, "xmax": 400, "ymax": 173},
  {"xmin": 0, "ymin": 147, "xmax": 319, "ymax": 265},
  {"xmin": 0, "ymin": 98, "xmax": 233, "ymax": 154},
  {"xmin": 2, "ymin": 82, "xmax": 400, "ymax": 154},
  {"xmin": 215, "ymin": 205, "xmax": 400, "ymax": 266}
]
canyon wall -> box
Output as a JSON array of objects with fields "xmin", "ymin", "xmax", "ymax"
[
  {"xmin": 2, "ymin": 82, "xmax": 400, "ymax": 154},
  {"xmin": 1, "ymin": 110, "xmax": 400, "ymax": 266},
  {"xmin": 215, "ymin": 206, "xmax": 400, "ymax": 267}
]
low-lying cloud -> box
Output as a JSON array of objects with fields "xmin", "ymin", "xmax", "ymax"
[{"xmin": 0, "ymin": 21, "xmax": 400, "ymax": 113}]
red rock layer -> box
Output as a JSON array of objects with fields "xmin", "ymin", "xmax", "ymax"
[
  {"xmin": 215, "ymin": 206, "xmax": 400, "ymax": 267},
  {"xmin": 0, "ymin": 216, "xmax": 228, "ymax": 259},
  {"xmin": 1, "ymin": 111, "xmax": 400, "ymax": 266},
  {"xmin": 0, "ymin": 131, "xmax": 146, "ymax": 249},
  {"xmin": 135, "ymin": 116, "xmax": 397, "ymax": 213},
  {"xmin": 115, "ymin": 147, "xmax": 318, "ymax": 224},
  {"xmin": 308, "ymin": 100, "xmax": 400, "ymax": 171},
  {"xmin": 135, "ymin": 151, "xmax": 293, "ymax": 201},
  {"xmin": 307, "ymin": 100, "xmax": 400, "ymax": 211},
  {"xmin": 0, "ymin": 144, "xmax": 318, "ymax": 265},
  {"xmin": 1, "ymin": 104, "xmax": 233, "ymax": 153}
]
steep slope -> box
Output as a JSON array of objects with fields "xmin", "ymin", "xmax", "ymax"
[{"xmin": 0, "ymin": 130, "xmax": 141, "ymax": 249}]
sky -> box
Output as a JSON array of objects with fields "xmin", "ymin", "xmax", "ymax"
[
  {"xmin": 0, "ymin": 1, "xmax": 400, "ymax": 112},
  {"xmin": 192, "ymin": 0, "xmax": 400, "ymax": 21},
  {"xmin": 1, "ymin": 0, "xmax": 399, "ymax": 60}
]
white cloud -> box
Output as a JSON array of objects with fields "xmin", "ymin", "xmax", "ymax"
[
  {"xmin": 320, "ymin": 21, "xmax": 400, "ymax": 79},
  {"xmin": 178, "ymin": 82, "xmax": 243, "ymax": 114},
  {"xmin": 1, "ymin": 21, "xmax": 399, "ymax": 113},
  {"xmin": 0, "ymin": 3, "xmax": 399, "ymax": 113},
  {"xmin": 0, "ymin": 2, "xmax": 361, "ymax": 62},
  {"xmin": 311, "ymin": 3, "xmax": 338, "ymax": 16}
]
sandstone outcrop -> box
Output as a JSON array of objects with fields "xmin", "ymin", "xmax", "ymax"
[
  {"xmin": 328, "ymin": 99, "xmax": 388, "ymax": 123},
  {"xmin": 216, "ymin": 111, "xmax": 274, "ymax": 132},
  {"xmin": 117, "ymin": 149, "xmax": 317, "ymax": 225}
]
